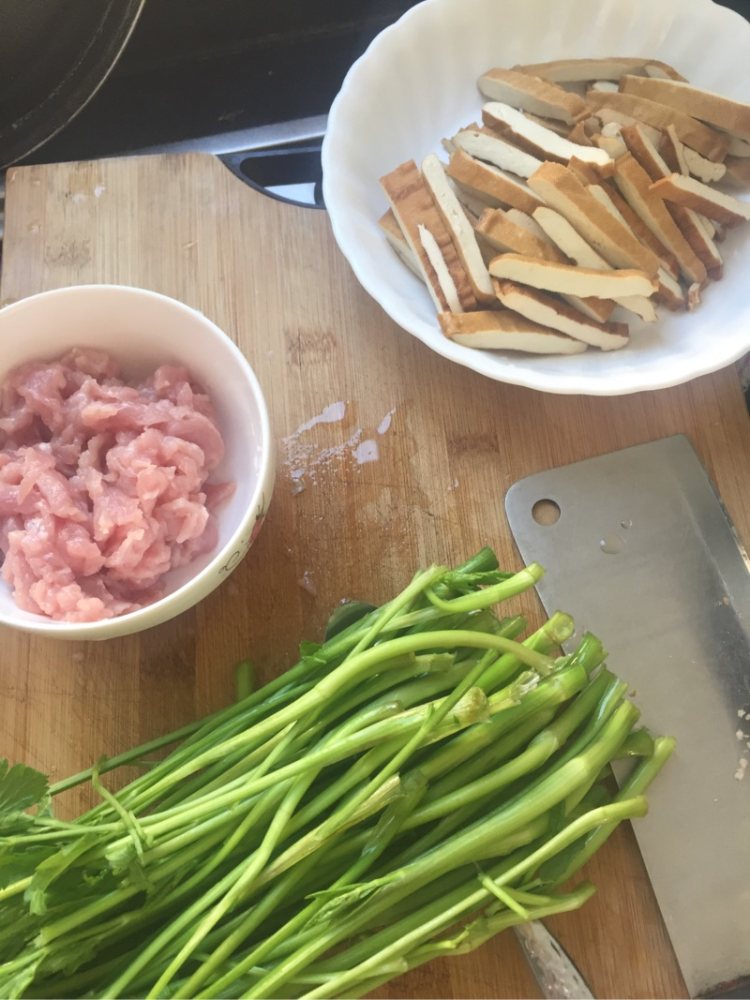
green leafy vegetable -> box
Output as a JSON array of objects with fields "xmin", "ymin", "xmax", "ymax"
[
  {"xmin": 0, "ymin": 761, "xmax": 49, "ymax": 835},
  {"xmin": 0, "ymin": 552, "xmax": 673, "ymax": 998}
]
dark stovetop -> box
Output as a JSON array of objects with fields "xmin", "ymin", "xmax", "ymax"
[{"xmin": 26, "ymin": 0, "xmax": 419, "ymax": 165}]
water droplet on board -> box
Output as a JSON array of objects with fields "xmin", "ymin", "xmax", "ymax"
[
  {"xmin": 620, "ymin": 519, "xmax": 632, "ymax": 530},
  {"xmin": 599, "ymin": 533, "xmax": 624, "ymax": 555}
]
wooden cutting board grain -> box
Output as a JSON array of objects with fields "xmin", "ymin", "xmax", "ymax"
[{"xmin": 3, "ymin": 152, "xmax": 750, "ymax": 998}]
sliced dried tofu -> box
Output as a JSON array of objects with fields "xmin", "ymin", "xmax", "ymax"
[
  {"xmin": 505, "ymin": 209, "xmax": 554, "ymax": 243},
  {"xmin": 619, "ymin": 76, "xmax": 750, "ymax": 142},
  {"xmin": 660, "ymin": 124, "xmax": 690, "ymax": 175},
  {"xmin": 526, "ymin": 162, "xmax": 660, "ymax": 275},
  {"xmin": 586, "ymin": 179, "xmax": 681, "ymax": 281},
  {"xmin": 477, "ymin": 208, "xmax": 613, "ymax": 323},
  {"xmin": 523, "ymin": 111, "xmax": 572, "ymax": 137},
  {"xmin": 512, "ymin": 57, "xmax": 684, "ymax": 83},
  {"xmin": 593, "ymin": 133, "xmax": 628, "ymax": 159},
  {"xmin": 584, "ymin": 91, "xmax": 729, "ymax": 161},
  {"xmin": 453, "ymin": 185, "xmax": 490, "ymax": 222},
  {"xmin": 421, "ymin": 154, "xmax": 495, "ymax": 302},
  {"xmin": 620, "ymin": 123, "xmax": 671, "ymax": 181},
  {"xmin": 613, "ymin": 294, "xmax": 658, "ymax": 322},
  {"xmin": 567, "ymin": 157, "xmax": 601, "ymax": 184},
  {"xmin": 380, "ymin": 160, "xmax": 479, "ymax": 312},
  {"xmin": 568, "ymin": 121, "xmax": 594, "ymax": 146},
  {"xmin": 439, "ymin": 309, "xmax": 587, "ymax": 353},
  {"xmin": 532, "ymin": 206, "xmax": 608, "ymax": 267},
  {"xmin": 618, "ymin": 130, "xmax": 725, "ymax": 277},
  {"xmin": 590, "ymin": 107, "xmax": 662, "ymax": 147},
  {"xmin": 493, "ymin": 279, "xmax": 629, "ymax": 350},
  {"xmin": 654, "ymin": 266, "xmax": 687, "ymax": 311},
  {"xmin": 476, "ymin": 209, "xmax": 564, "ymax": 261},
  {"xmin": 683, "ymin": 147, "xmax": 727, "ymax": 184},
  {"xmin": 564, "ymin": 297, "xmax": 616, "ymax": 324},
  {"xmin": 446, "ymin": 149, "xmax": 544, "ymax": 215},
  {"xmin": 723, "ymin": 155, "xmax": 750, "ymax": 189},
  {"xmin": 489, "ymin": 253, "xmax": 656, "ymax": 298},
  {"xmin": 418, "ymin": 225, "xmax": 463, "ymax": 312},
  {"xmin": 478, "ymin": 68, "xmax": 586, "ymax": 123},
  {"xmin": 378, "ymin": 210, "xmax": 422, "ymax": 278},
  {"xmin": 482, "ymin": 102, "xmax": 612, "ymax": 167},
  {"xmin": 453, "ymin": 129, "xmax": 543, "ymax": 179},
  {"xmin": 532, "ymin": 205, "xmax": 657, "ymax": 322},
  {"xmin": 613, "ymin": 155, "xmax": 707, "ymax": 283},
  {"xmin": 723, "ymin": 133, "xmax": 750, "ymax": 158},
  {"xmin": 643, "ymin": 61, "xmax": 688, "ymax": 81},
  {"xmin": 687, "ymin": 282, "xmax": 702, "ymax": 311},
  {"xmin": 591, "ymin": 81, "xmax": 619, "ymax": 94},
  {"xmin": 650, "ymin": 173, "xmax": 750, "ymax": 226}
]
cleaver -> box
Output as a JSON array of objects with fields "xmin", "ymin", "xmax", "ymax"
[{"xmin": 505, "ymin": 435, "xmax": 750, "ymax": 999}]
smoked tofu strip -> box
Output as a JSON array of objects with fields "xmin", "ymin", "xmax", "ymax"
[
  {"xmin": 478, "ymin": 68, "xmax": 586, "ymax": 123},
  {"xmin": 439, "ymin": 310, "xmax": 587, "ymax": 353},
  {"xmin": 453, "ymin": 129, "xmax": 543, "ymax": 179},
  {"xmin": 527, "ymin": 162, "xmax": 660, "ymax": 275},
  {"xmin": 476, "ymin": 208, "xmax": 614, "ymax": 322},
  {"xmin": 584, "ymin": 91, "xmax": 729, "ymax": 161},
  {"xmin": 494, "ymin": 279, "xmax": 629, "ymax": 350},
  {"xmin": 489, "ymin": 254, "xmax": 656, "ymax": 298},
  {"xmin": 532, "ymin": 206, "xmax": 657, "ymax": 321},
  {"xmin": 476, "ymin": 209, "xmax": 565, "ymax": 261},
  {"xmin": 380, "ymin": 160, "xmax": 479, "ymax": 312},
  {"xmin": 650, "ymin": 173, "xmax": 750, "ymax": 227},
  {"xmin": 378, "ymin": 210, "xmax": 422, "ymax": 277},
  {"xmin": 446, "ymin": 149, "xmax": 544, "ymax": 215},
  {"xmin": 723, "ymin": 156, "xmax": 750, "ymax": 188},
  {"xmin": 481, "ymin": 102, "xmax": 612, "ymax": 167},
  {"xmin": 619, "ymin": 125, "xmax": 723, "ymax": 276},
  {"xmin": 619, "ymin": 76, "xmax": 750, "ymax": 142},
  {"xmin": 613, "ymin": 154, "xmax": 707, "ymax": 284},
  {"xmin": 421, "ymin": 154, "xmax": 495, "ymax": 302},
  {"xmin": 419, "ymin": 226, "xmax": 462, "ymax": 312},
  {"xmin": 683, "ymin": 147, "xmax": 726, "ymax": 183},
  {"xmin": 512, "ymin": 57, "xmax": 685, "ymax": 83}
]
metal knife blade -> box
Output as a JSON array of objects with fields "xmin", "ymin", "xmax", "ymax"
[{"xmin": 505, "ymin": 435, "xmax": 750, "ymax": 998}]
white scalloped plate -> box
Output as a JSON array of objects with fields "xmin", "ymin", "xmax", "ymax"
[{"xmin": 322, "ymin": 0, "xmax": 750, "ymax": 395}]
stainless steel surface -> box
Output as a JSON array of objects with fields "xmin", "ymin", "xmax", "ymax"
[
  {"xmin": 514, "ymin": 923, "xmax": 595, "ymax": 999},
  {"xmin": 130, "ymin": 114, "xmax": 327, "ymax": 157},
  {"xmin": 505, "ymin": 434, "xmax": 750, "ymax": 998}
]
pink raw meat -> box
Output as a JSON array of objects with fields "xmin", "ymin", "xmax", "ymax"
[{"xmin": 0, "ymin": 349, "xmax": 235, "ymax": 622}]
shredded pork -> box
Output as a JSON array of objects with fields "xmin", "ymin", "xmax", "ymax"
[{"xmin": 0, "ymin": 349, "xmax": 233, "ymax": 622}]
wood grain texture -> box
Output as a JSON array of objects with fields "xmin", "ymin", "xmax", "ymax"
[{"xmin": 2, "ymin": 152, "xmax": 749, "ymax": 998}]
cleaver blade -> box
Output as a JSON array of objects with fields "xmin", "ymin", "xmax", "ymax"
[{"xmin": 505, "ymin": 435, "xmax": 750, "ymax": 999}]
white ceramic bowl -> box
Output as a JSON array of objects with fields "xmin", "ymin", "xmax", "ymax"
[
  {"xmin": 322, "ymin": 0, "xmax": 750, "ymax": 395},
  {"xmin": 0, "ymin": 285, "xmax": 274, "ymax": 639}
]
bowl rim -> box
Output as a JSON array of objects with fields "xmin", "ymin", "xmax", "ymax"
[
  {"xmin": 321, "ymin": 0, "xmax": 750, "ymax": 396},
  {"xmin": 0, "ymin": 283, "xmax": 274, "ymax": 639}
]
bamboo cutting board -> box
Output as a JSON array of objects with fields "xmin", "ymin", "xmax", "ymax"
[{"xmin": 2, "ymin": 153, "xmax": 750, "ymax": 999}]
